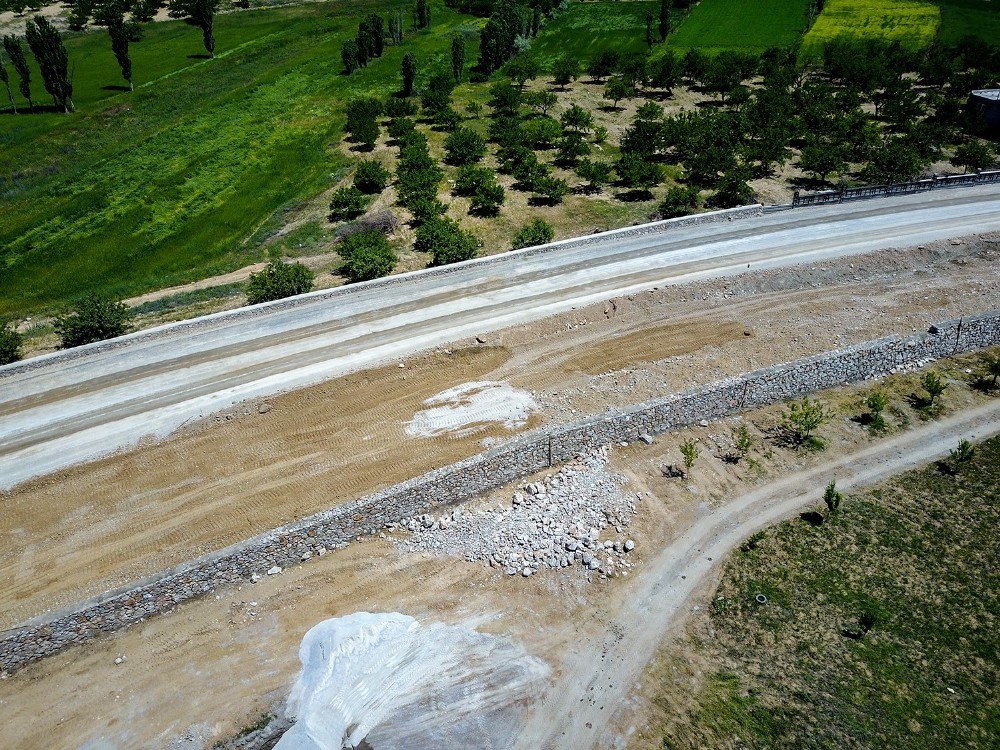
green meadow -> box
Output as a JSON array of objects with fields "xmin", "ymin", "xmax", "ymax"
[
  {"xmin": 527, "ymin": 1, "xmax": 660, "ymax": 68},
  {"xmin": 667, "ymin": 0, "xmax": 813, "ymax": 55},
  {"xmin": 0, "ymin": 1, "xmax": 476, "ymax": 317}
]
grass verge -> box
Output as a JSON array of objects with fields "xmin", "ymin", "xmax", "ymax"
[{"xmin": 667, "ymin": 0, "xmax": 813, "ymax": 55}]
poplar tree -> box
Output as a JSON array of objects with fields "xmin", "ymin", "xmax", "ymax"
[
  {"xmin": 658, "ymin": 0, "xmax": 673, "ymax": 41},
  {"xmin": 451, "ymin": 35, "xmax": 465, "ymax": 83},
  {"xmin": 2, "ymin": 36, "xmax": 32, "ymax": 112},
  {"xmin": 401, "ymin": 51, "xmax": 416, "ymax": 96},
  {"xmin": 0, "ymin": 51, "xmax": 16, "ymax": 113},
  {"xmin": 415, "ymin": 0, "xmax": 430, "ymax": 29},
  {"xmin": 170, "ymin": 0, "xmax": 218, "ymax": 58},
  {"xmin": 25, "ymin": 16, "xmax": 74, "ymax": 113},
  {"xmin": 108, "ymin": 13, "xmax": 134, "ymax": 90}
]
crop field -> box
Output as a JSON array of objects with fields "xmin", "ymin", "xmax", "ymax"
[
  {"xmin": 801, "ymin": 0, "xmax": 941, "ymax": 59},
  {"xmin": 0, "ymin": 1, "xmax": 478, "ymax": 317},
  {"xmin": 934, "ymin": 0, "xmax": 1000, "ymax": 44},
  {"xmin": 655, "ymin": 432, "xmax": 1000, "ymax": 749},
  {"xmin": 527, "ymin": 1, "xmax": 660, "ymax": 68},
  {"xmin": 666, "ymin": 0, "xmax": 812, "ymax": 55}
]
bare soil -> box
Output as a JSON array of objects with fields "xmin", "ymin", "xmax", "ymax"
[
  {"xmin": 1, "ymin": 234, "xmax": 997, "ymax": 632},
  {"xmin": 2, "ymin": 350, "xmax": 997, "ymax": 750}
]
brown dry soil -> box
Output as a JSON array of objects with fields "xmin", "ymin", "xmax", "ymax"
[
  {"xmin": 0, "ymin": 235, "xmax": 997, "ymax": 633},
  {"xmin": 2, "ymin": 352, "xmax": 997, "ymax": 750}
]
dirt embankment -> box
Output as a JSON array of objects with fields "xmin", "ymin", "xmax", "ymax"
[{"xmin": 0, "ymin": 235, "xmax": 996, "ymax": 633}]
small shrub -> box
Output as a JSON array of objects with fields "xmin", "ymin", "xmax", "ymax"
[
  {"xmin": 657, "ymin": 185, "xmax": 700, "ymax": 219},
  {"xmin": 512, "ymin": 218, "xmax": 554, "ymax": 250},
  {"xmin": 948, "ymin": 439, "xmax": 975, "ymax": 471},
  {"xmin": 680, "ymin": 438, "xmax": 699, "ymax": 470},
  {"xmin": 338, "ymin": 230, "xmax": 396, "ymax": 282},
  {"xmin": 245, "ymin": 260, "xmax": 315, "ymax": 305},
  {"xmin": 54, "ymin": 295, "xmax": 135, "ymax": 348},
  {"xmin": 469, "ymin": 174, "xmax": 505, "ymax": 215},
  {"xmin": 865, "ymin": 390, "xmax": 889, "ymax": 431},
  {"xmin": 823, "ymin": 479, "xmax": 843, "ymax": 514},
  {"xmin": 732, "ymin": 423, "xmax": 754, "ymax": 459},
  {"xmin": 782, "ymin": 396, "xmax": 829, "ymax": 448},
  {"xmin": 0, "ymin": 322, "xmax": 23, "ymax": 365},
  {"xmin": 920, "ymin": 370, "xmax": 947, "ymax": 405},
  {"xmin": 384, "ymin": 97, "xmax": 417, "ymax": 118},
  {"xmin": 972, "ymin": 353, "xmax": 1000, "ymax": 391},
  {"xmin": 533, "ymin": 175, "xmax": 569, "ymax": 204},
  {"xmin": 354, "ymin": 160, "xmax": 390, "ymax": 194},
  {"xmin": 329, "ymin": 186, "xmax": 368, "ymax": 221}
]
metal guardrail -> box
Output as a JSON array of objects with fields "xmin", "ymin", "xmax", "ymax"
[{"xmin": 791, "ymin": 169, "xmax": 1000, "ymax": 206}]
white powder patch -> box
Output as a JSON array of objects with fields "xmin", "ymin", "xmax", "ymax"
[
  {"xmin": 404, "ymin": 381, "xmax": 537, "ymax": 438},
  {"xmin": 274, "ymin": 612, "xmax": 548, "ymax": 750}
]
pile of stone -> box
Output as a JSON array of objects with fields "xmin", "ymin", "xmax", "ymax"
[{"xmin": 395, "ymin": 447, "xmax": 639, "ymax": 578}]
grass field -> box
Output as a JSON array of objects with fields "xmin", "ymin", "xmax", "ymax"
[
  {"xmin": 0, "ymin": 1, "xmax": 479, "ymax": 317},
  {"xmin": 527, "ymin": 1, "xmax": 660, "ymax": 68},
  {"xmin": 655, "ymin": 432, "xmax": 1000, "ymax": 749},
  {"xmin": 934, "ymin": 0, "xmax": 1000, "ymax": 44},
  {"xmin": 667, "ymin": 0, "xmax": 813, "ymax": 55},
  {"xmin": 801, "ymin": 0, "xmax": 941, "ymax": 59}
]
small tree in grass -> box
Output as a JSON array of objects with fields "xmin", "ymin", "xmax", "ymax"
[
  {"xmin": 444, "ymin": 126, "xmax": 487, "ymax": 166},
  {"xmin": 415, "ymin": 216, "xmax": 477, "ymax": 266},
  {"xmin": 920, "ymin": 371, "xmax": 947, "ymax": 406},
  {"xmin": 55, "ymin": 295, "xmax": 134, "ymax": 348},
  {"xmin": 533, "ymin": 175, "xmax": 569, "ymax": 204},
  {"xmin": 731, "ymin": 423, "xmax": 754, "ymax": 461},
  {"xmin": 948, "ymin": 439, "xmax": 975, "ymax": 471},
  {"xmin": 246, "ymin": 259, "xmax": 314, "ymax": 304},
  {"xmin": 339, "ymin": 230, "xmax": 396, "ymax": 282},
  {"xmin": 823, "ymin": 479, "xmax": 843, "ymax": 514},
  {"xmin": 604, "ymin": 76, "xmax": 633, "ymax": 110},
  {"xmin": 708, "ymin": 167, "xmax": 755, "ymax": 209},
  {"xmin": 657, "ymin": 185, "xmax": 700, "ymax": 218},
  {"xmin": 354, "ymin": 160, "xmax": 390, "ymax": 194},
  {"xmin": 0, "ymin": 322, "xmax": 23, "ymax": 365},
  {"xmin": 782, "ymin": 396, "xmax": 829, "ymax": 448},
  {"xmin": 576, "ymin": 158, "xmax": 613, "ymax": 193},
  {"xmin": 551, "ymin": 54, "xmax": 580, "ymax": 89},
  {"xmin": 617, "ymin": 153, "xmax": 663, "ymax": 197},
  {"xmin": 341, "ymin": 40, "xmax": 359, "ymax": 74},
  {"xmin": 329, "ymin": 186, "xmax": 368, "ymax": 222},
  {"xmin": 865, "ymin": 390, "xmax": 889, "ymax": 431},
  {"xmin": 512, "ymin": 218, "xmax": 554, "ymax": 250},
  {"xmin": 401, "ymin": 52, "xmax": 417, "ymax": 96},
  {"xmin": 951, "ymin": 141, "xmax": 995, "ymax": 174},
  {"xmin": 680, "ymin": 438, "xmax": 699, "ymax": 471},
  {"xmin": 975, "ymin": 353, "xmax": 1000, "ymax": 390}
]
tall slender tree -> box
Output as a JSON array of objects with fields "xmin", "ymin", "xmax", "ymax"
[
  {"xmin": 451, "ymin": 35, "xmax": 465, "ymax": 83},
  {"xmin": 170, "ymin": 0, "xmax": 218, "ymax": 57},
  {"xmin": 388, "ymin": 12, "xmax": 404, "ymax": 45},
  {"xmin": 342, "ymin": 39, "xmax": 359, "ymax": 74},
  {"xmin": 658, "ymin": 0, "xmax": 673, "ymax": 41},
  {"xmin": 107, "ymin": 11, "xmax": 135, "ymax": 90},
  {"xmin": 25, "ymin": 16, "xmax": 74, "ymax": 113},
  {"xmin": 415, "ymin": 0, "xmax": 430, "ymax": 29},
  {"xmin": 2, "ymin": 36, "xmax": 32, "ymax": 112},
  {"xmin": 0, "ymin": 51, "xmax": 16, "ymax": 113},
  {"xmin": 401, "ymin": 51, "xmax": 416, "ymax": 96}
]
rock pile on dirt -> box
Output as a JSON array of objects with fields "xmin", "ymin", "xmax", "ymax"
[{"xmin": 395, "ymin": 447, "xmax": 639, "ymax": 578}]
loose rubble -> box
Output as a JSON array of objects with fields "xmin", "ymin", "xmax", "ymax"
[{"xmin": 395, "ymin": 447, "xmax": 639, "ymax": 579}]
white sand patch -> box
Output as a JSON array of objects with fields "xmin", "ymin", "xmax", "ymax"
[
  {"xmin": 274, "ymin": 612, "xmax": 549, "ymax": 750},
  {"xmin": 404, "ymin": 381, "xmax": 537, "ymax": 438}
]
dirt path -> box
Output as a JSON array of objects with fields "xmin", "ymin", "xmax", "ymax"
[{"xmin": 516, "ymin": 398, "xmax": 1000, "ymax": 750}]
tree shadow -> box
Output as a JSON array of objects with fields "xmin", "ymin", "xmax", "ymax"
[
  {"xmin": 969, "ymin": 376, "xmax": 998, "ymax": 394},
  {"xmin": 799, "ymin": 511, "xmax": 825, "ymax": 527},
  {"xmin": 527, "ymin": 195, "xmax": 561, "ymax": 207},
  {"xmin": 187, "ymin": 53, "xmax": 212, "ymax": 60},
  {"xmin": 102, "ymin": 84, "xmax": 132, "ymax": 92},
  {"xmin": 613, "ymin": 188, "xmax": 654, "ymax": 202}
]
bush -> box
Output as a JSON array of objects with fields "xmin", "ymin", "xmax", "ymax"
[
  {"xmin": 680, "ymin": 438, "xmax": 699, "ymax": 470},
  {"xmin": 384, "ymin": 96, "xmax": 418, "ymax": 118},
  {"xmin": 0, "ymin": 322, "xmax": 23, "ymax": 365},
  {"xmin": 920, "ymin": 370, "xmax": 947, "ymax": 405},
  {"xmin": 329, "ymin": 186, "xmax": 368, "ymax": 221},
  {"xmin": 54, "ymin": 294, "xmax": 135, "ymax": 348},
  {"xmin": 823, "ymin": 480, "xmax": 844, "ymax": 513},
  {"xmin": 468, "ymin": 172, "xmax": 505, "ymax": 215},
  {"xmin": 245, "ymin": 259, "xmax": 315, "ymax": 305},
  {"xmin": 865, "ymin": 390, "xmax": 889, "ymax": 431},
  {"xmin": 338, "ymin": 230, "xmax": 397, "ymax": 282},
  {"xmin": 576, "ymin": 158, "xmax": 613, "ymax": 192},
  {"xmin": 657, "ymin": 185, "xmax": 700, "ymax": 218},
  {"xmin": 512, "ymin": 217, "xmax": 554, "ymax": 250},
  {"xmin": 782, "ymin": 396, "xmax": 830, "ymax": 448},
  {"xmin": 616, "ymin": 153, "xmax": 663, "ymax": 193},
  {"xmin": 444, "ymin": 126, "xmax": 487, "ymax": 165},
  {"xmin": 533, "ymin": 175, "xmax": 569, "ymax": 204},
  {"xmin": 354, "ymin": 160, "xmax": 390, "ymax": 194},
  {"xmin": 415, "ymin": 216, "xmax": 478, "ymax": 265},
  {"xmin": 387, "ymin": 116, "xmax": 416, "ymax": 140},
  {"xmin": 708, "ymin": 168, "xmax": 755, "ymax": 208},
  {"xmin": 521, "ymin": 117, "xmax": 561, "ymax": 149}
]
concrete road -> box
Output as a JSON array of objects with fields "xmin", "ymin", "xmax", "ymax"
[{"xmin": 2, "ymin": 187, "xmax": 999, "ymax": 489}]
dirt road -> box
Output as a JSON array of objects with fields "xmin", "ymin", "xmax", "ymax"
[
  {"xmin": 516, "ymin": 398, "xmax": 1000, "ymax": 750},
  {"xmin": 4, "ymin": 188, "xmax": 999, "ymax": 488}
]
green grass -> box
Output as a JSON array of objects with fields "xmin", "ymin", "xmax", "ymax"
[
  {"xmin": 801, "ymin": 0, "xmax": 941, "ymax": 58},
  {"xmin": 528, "ymin": 1, "xmax": 660, "ymax": 68},
  {"xmin": 667, "ymin": 0, "xmax": 813, "ymax": 55},
  {"xmin": 658, "ymin": 435, "xmax": 1000, "ymax": 749},
  {"xmin": 0, "ymin": 1, "xmax": 478, "ymax": 317},
  {"xmin": 933, "ymin": 0, "xmax": 1000, "ymax": 44}
]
